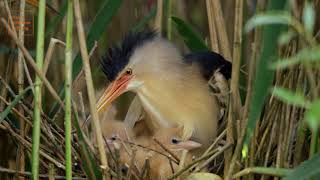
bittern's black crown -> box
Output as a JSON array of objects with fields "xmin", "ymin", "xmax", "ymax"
[{"xmin": 101, "ymin": 30, "xmax": 157, "ymax": 81}]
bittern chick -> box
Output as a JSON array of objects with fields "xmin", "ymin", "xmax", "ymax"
[
  {"xmin": 120, "ymin": 127, "xmax": 201, "ymax": 179},
  {"xmin": 97, "ymin": 31, "xmax": 231, "ymax": 147}
]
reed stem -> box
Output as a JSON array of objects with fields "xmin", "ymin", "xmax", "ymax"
[
  {"xmin": 206, "ymin": 0, "xmax": 219, "ymax": 52},
  {"xmin": 31, "ymin": 0, "xmax": 46, "ymax": 179},
  {"xmin": 167, "ymin": 0, "xmax": 173, "ymax": 40},
  {"xmin": 154, "ymin": 0, "xmax": 163, "ymax": 32},
  {"xmin": 65, "ymin": 0, "xmax": 74, "ymax": 179},
  {"xmin": 310, "ymin": 128, "xmax": 319, "ymax": 157}
]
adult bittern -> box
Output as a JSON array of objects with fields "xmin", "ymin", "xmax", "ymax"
[{"xmin": 97, "ymin": 31, "xmax": 231, "ymax": 147}]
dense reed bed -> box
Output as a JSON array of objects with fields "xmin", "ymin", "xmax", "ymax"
[{"xmin": 0, "ymin": 0, "xmax": 319, "ymax": 179}]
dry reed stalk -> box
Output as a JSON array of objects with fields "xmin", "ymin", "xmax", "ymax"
[
  {"xmin": 154, "ymin": 0, "xmax": 163, "ymax": 33},
  {"xmin": 231, "ymin": 0, "xmax": 244, "ymax": 122},
  {"xmin": 211, "ymin": 0, "xmax": 232, "ymax": 61},
  {"xmin": 195, "ymin": 149, "xmax": 220, "ymax": 172},
  {"xmin": 72, "ymin": 101, "xmax": 97, "ymax": 180},
  {"xmin": 49, "ymin": 164, "xmax": 55, "ymax": 180},
  {"xmin": 119, "ymin": 138, "xmax": 178, "ymax": 164},
  {"xmin": 225, "ymin": 0, "xmax": 243, "ymax": 179},
  {"xmin": 168, "ymin": 144, "xmax": 232, "ymax": 180},
  {"xmin": 0, "ymin": 19, "xmax": 65, "ymax": 108},
  {"xmin": 293, "ymin": 69, "xmax": 306, "ymax": 166},
  {"xmin": 232, "ymin": 167, "xmax": 291, "ymax": 179},
  {"xmin": 1, "ymin": 121, "xmax": 66, "ymax": 170},
  {"xmin": 73, "ymin": 0, "xmax": 110, "ymax": 178},
  {"xmin": 153, "ymin": 138, "xmax": 180, "ymax": 163},
  {"xmin": 283, "ymin": 74, "xmax": 295, "ymax": 167},
  {"xmin": 205, "ymin": 0, "xmax": 219, "ymax": 52},
  {"xmin": 4, "ymin": 0, "xmax": 17, "ymax": 34},
  {"xmin": 261, "ymin": 112, "xmax": 278, "ymax": 180},
  {"xmin": 227, "ymin": 0, "xmax": 266, "ymax": 178},
  {"xmin": 126, "ymin": 148, "xmax": 137, "ymax": 180},
  {"xmin": 0, "ymin": 88, "xmax": 64, "ymax": 151},
  {"xmin": 274, "ymin": 104, "xmax": 285, "ymax": 180},
  {"xmin": 248, "ymin": 120, "xmax": 259, "ymax": 180},
  {"xmin": 0, "ymin": 77, "xmax": 83, "ymax": 175},
  {"xmin": 43, "ymin": 38, "xmax": 66, "ymax": 75},
  {"xmin": 166, "ymin": 0, "xmax": 173, "ymax": 40},
  {"xmin": 78, "ymin": 92, "xmax": 89, "ymax": 135},
  {"xmin": 1, "ymin": 0, "xmax": 15, "ymax": 113},
  {"xmin": 286, "ymin": 68, "xmax": 304, "ymax": 164},
  {"xmin": 0, "ymin": 167, "xmax": 86, "ymax": 180},
  {"xmin": 22, "ymin": 58, "xmax": 35, "ymax": 93},
  {"xmin": 176, "ymin": 150, "xmax": 188, "ymax": 180},
  {"xmin": 293, "ymin": 117, "xmax": 306, "ymax": 165},
  {"xmin": 192, "ymin": 129, "xmax": 226, "ymax": 172},
  {"xmin": 202, "ymin": 129, "xmax": 226, "ymax": 157},
  {"xmin": 17, "ymin": 1, "xmax": 26, "ymax": 178},
  {"xmin": 3, "ymin": 1, "xmax": 36, "ymax": 116},
  {"xmin": 113, "ymin": 143, "xmax": 122, "ymax": 180},
  {"xmin": 255, "ymin": 118, "xmax": 272, "ymax": 158},
  {"xmin": 72, "ymin": 41, "xmax": 97, "ymax": 89},
  {"xmin": 0, "ymin": 96, "xmax": 33, "ymax": 127},
  {"xmin": 140, "ymin": 157, "xmax": 150, "ymax": 179},
  {"xmin": 0, "ymin": 56, "xmax": 12, "ymax": 113}
]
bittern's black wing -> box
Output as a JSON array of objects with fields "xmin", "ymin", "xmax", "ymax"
[{"xmin": 183, "ymin": 51, "xmax": 232, "ymax": 80}]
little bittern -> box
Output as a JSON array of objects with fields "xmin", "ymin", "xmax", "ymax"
[{"xmin": 97, "ymin": 31, "xmax": 231, "ymax": 147}]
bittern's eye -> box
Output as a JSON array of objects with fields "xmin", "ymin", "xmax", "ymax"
[
  {"xmin": 171, "ymin": 138, "xmax": 181, "ymax": 144},
  {"xmin": 126, "ymin": 68, "xmax": 132, "ymax": 75}
]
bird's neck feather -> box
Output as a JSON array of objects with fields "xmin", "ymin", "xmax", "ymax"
[{"xmin": 134, "ymin": 70, "xmax": 219, "ymax": 145}]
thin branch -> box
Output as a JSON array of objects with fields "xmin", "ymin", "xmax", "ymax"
[
  {"xmin": 232, "ymin": 167, "xmax": 291, "ymax": 179},
  {"xmin": 0, "ymin": 166, "xmax": 86, "ymax": 180},
  {"xmin": 118, "ymin": 137, "xmax": 179, "ymax": 164},
  {"xmin": 2, "ymin": 121, "xmax": 66, "ymax": 170},
  {"xmin": 167, "ymin": 144, "xmax": 232, "ymax": 180},
  {"xmin": 153, "ymin": 137, "xmax": 180, "ymax": 163}
]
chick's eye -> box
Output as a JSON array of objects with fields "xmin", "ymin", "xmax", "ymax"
[
  {"xmin": 111, "ymin": 134, "xmax": 117, "ymax": 141},
  {"xmin": 126, "ymin": 68, "xmax": 132, "ymax": 75},
  {"xmin": 171, "ymin": 138, "xmax": 181, "ymax": 144}
]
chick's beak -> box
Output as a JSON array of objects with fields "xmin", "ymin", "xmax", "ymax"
[
  {"xmin": 174, "ymin": 140, "xmax": 202, "ymax": 151},
  {"xmin": 97, "ymin": 74, "xmax": 133, "ymax": 112}
]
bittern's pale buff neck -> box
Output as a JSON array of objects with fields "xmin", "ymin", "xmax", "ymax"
[{"xmin": 98, "ymin": 31, "xmax": 231, "ymax": 147}]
